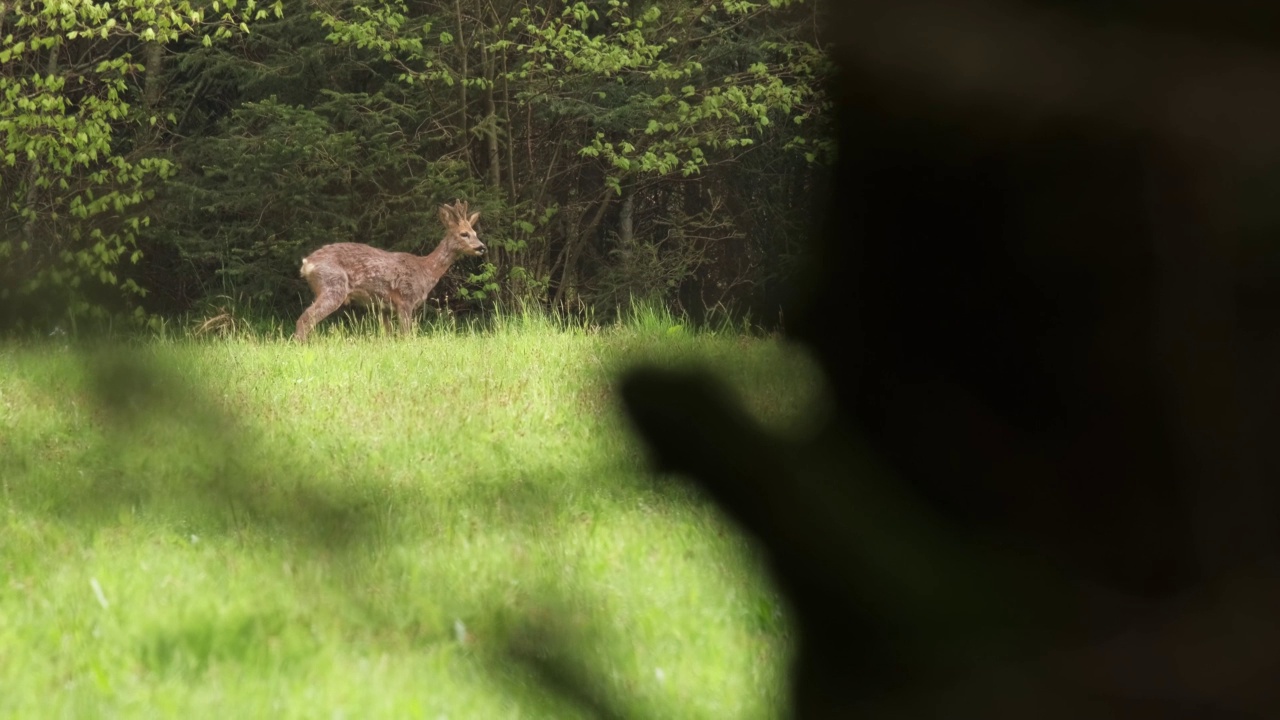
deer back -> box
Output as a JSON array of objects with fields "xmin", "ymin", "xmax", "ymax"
[{"xmin": 302, "ymin": 243, "xmax": 442, "ymax": 309}]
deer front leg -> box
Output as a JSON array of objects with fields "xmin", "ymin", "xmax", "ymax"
[
  {"xmin": 377, "ymin": 308, "xmax": 397, "ymax": 336},
  {"xmin": 395, "ymin": 300, "xmax": 415, "ymax": 336},
  {"xmin": 295, "ymin": 290, "xmax": 346, "ymax": 342}
]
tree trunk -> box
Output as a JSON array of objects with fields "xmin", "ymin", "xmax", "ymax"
[
  {"xmin": 454, "ymin": 0, "xmax": 471, "ymax": 166},
  {"xmin": 619, "ymin": 186, "xmax": 636, "ymax": 246},
  {"xmin": 21, "ymin": 41, "xmax": 61, "ymax": 246},
  {"xmin": 144, "ymin": 41, "xmax": 165, "ymax": 110},
  {"xmin": 501, "ymin": 46, "xmax": 517, "ymax": 203},
  {"xmin": 553, "ymin": 190, "xmax": 613, "ymax": 306},
  {"xmin": 482, "ymin": 42, "xmax": 501, "ymax": 191}
]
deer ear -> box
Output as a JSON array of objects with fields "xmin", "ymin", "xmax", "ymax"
[
  {"xmin": 439, "ymin": 204, "xmax": 456, "ymax": 225},
  {"xmin": 467, "ymin": 211, "xmax": 480, "ymax": 226}
]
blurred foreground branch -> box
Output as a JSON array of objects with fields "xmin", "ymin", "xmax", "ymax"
[{"xmin": 621, "ymin": 1, "xmax": 1280, "ymax": 717}]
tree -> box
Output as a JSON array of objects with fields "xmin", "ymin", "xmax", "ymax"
[
  {"xmin": 0, "ymin": 0, "xmax": 272, "ymax": 329},
  {"xmin": 10, "ymin": 0, "xmax": 832, "ymax": 327},
  {"xmin": 273, "ymin": 0, "xmax": 830, "ymax": 320}
]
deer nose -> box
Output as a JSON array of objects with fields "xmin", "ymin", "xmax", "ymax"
[{"xmin": 477, "ymin": 242, "xmax": 487, "ymax": 254}]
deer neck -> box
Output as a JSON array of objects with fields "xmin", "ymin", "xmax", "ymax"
[{"xmin": 419, "ymin": 241, "xmax": 458, "ymax": 278}]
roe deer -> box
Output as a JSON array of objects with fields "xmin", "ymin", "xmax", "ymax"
[{"xmin": 294, "ymin": 200, "xmax": 485, "ymax": 341}]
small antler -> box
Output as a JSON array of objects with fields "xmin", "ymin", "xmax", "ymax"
[{"xmin": 439, "ymin": 199, "xmax": 471, "ymax": 226}]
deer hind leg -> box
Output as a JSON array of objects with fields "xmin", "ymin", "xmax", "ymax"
[
  {"xmin": 295, "ymin": 290, "xmax": 347, "ymax": 341},
  {"xmin": 295, "ymin": 269, "xmax": 349, "ymax": 342}
]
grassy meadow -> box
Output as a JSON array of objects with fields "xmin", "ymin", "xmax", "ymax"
[{"xmin": 0, "ymin": 311, "xmax": 825, "ymax": 718}]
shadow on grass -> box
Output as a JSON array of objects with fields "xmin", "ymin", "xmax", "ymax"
[
  {"xmin": 6, "ymin": 343, "xmax": 622, "ymax": 544},
  {"xmin": 3, "ymin": 341, "xmax": 747, "ymax": 717},
  {"xmin": 33, "ymin": 346, "xmax": 376, "ymax": 549},
  {"xmin": 139, "ymin": 608, "xmax": 305, "ymax": 679}
]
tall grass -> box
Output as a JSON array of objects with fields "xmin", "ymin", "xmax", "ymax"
[{"xmin": 0, "ymin": 308, "xmax": 823, "ymax": 718}]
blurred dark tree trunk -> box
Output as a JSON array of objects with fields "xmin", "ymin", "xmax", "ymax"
[{"xmin": 621, "ymin": 1, "xmax": 1280, "ymax": 717}]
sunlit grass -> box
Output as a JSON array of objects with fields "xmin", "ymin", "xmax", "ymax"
[{"xmin": 0, "ymin": 311, "xmax": 823, "ymax": 718}]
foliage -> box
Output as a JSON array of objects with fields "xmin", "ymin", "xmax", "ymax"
[
  {"xmin": 2, "ymin": 0, "xmax": 832, "ymax": 329},
  {"xmin": 311, "ymin": 0, "xmax": 832, "ymax": 318},
  {"xmin": 160, "ymin": 93, "xmax": 482, "ymax": 306},
  {"xmin": 0, "ymin": 0, "xmax": 272, "ymax": 328}
]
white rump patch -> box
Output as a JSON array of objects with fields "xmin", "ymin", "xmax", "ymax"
[{"xmin": 299, "ymin": 258, "xmax": 313, "ymax": 277}]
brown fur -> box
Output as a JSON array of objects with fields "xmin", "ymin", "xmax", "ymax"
[{"xmin": 294, "ymin": 200, "xmax": 485, "ymax": 341}]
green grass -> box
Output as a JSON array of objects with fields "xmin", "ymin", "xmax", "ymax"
[{"xmin": 0, "ymin": 313, "xmax": 824, "ymax": 719}]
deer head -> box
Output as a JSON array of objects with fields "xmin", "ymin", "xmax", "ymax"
[{"xmin": 438, "ymin": 200, "xmax": 486, "ymax": 258}]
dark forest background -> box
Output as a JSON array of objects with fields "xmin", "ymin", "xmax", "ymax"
[{"xmin": 0, "ymin": 0, "xmax": 832, "ymax": 332}]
